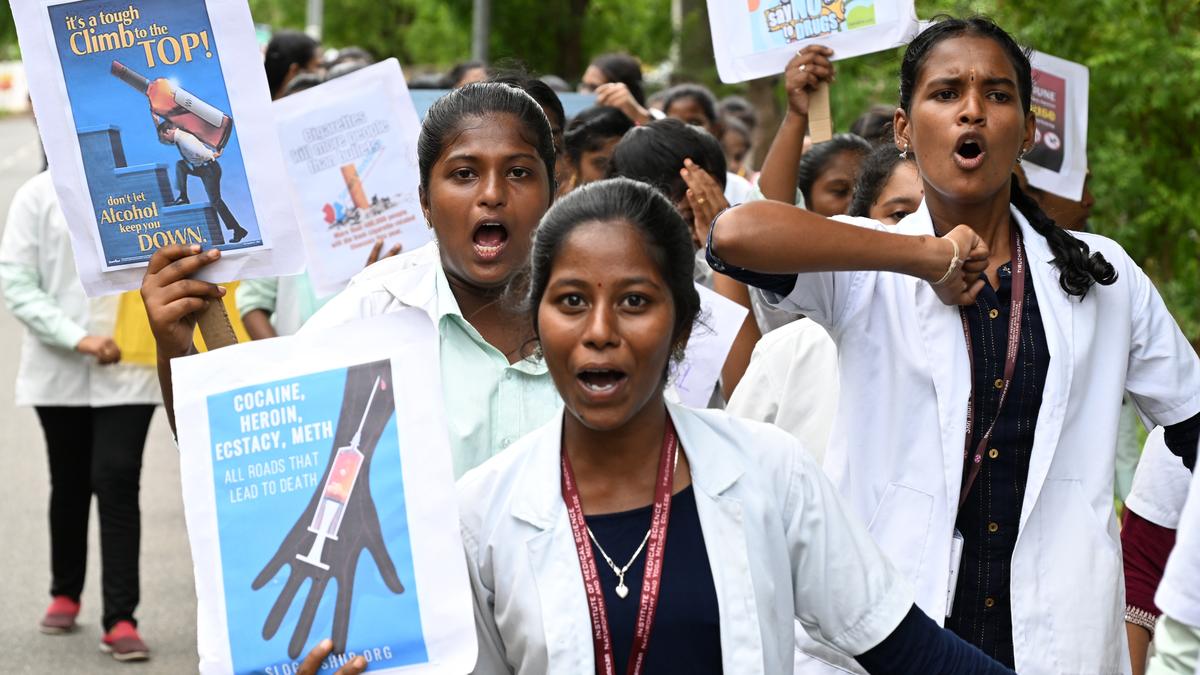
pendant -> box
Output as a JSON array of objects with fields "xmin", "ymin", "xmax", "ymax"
[{"xmin": 615, "ymin": 581, "xmax": 629, "ymax": 599}]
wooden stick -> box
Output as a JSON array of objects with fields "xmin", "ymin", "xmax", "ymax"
[
  {"xmin": 196, "ymin": 297, "xmax": 239, "ymax": 350},
  {"xmin": 808, "ymin": 81, "xmax": 833, "ymax": 143}
]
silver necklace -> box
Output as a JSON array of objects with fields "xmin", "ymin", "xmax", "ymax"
[{"xmin": 585, "ymin": 449, "xmax": 679, "ymax": 600}]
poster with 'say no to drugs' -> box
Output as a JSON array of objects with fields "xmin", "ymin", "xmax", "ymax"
[
  {"xmin": 9, "ymin": 0, "xmax": 303, "ymax": 296},
  {"xmin": 172, "ymin": 310, "xmax": 476, "ymax": 675},
  {"xmin": 706, "ymin": 0, "xmax": 920, "ymax": 82}
]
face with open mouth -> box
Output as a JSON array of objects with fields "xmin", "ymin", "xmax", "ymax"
[
  {"xmin": 537, "ymin": 219, "xmax": 678, "ymax": 432},
  {"xmin": 895, "ymin": 35, "xmax": 1034, "ymax": 206},
  {"xmin": 422, "ymin": 113, "xmax": 552, "ymax": 294}
]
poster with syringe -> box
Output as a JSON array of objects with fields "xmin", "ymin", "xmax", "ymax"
[
  {"xmin": 10, "ymin": 0, "xmax": 302, "ymax": 296},
  {"xmin": 172, "ymin": 309, "xmax": 476, "ymax": 675}
]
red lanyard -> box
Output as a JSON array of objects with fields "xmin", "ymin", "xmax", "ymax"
[
  {"xmin": 958, "ymin": 225, "xmax": 1026, "ymax": 507},
  {"xmin": 561, "ymin": 418, "xmax": 678, "ymax": 675}
]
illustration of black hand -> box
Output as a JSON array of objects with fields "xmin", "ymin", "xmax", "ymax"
[{"xmin": 252, "ymin": 360, "xmax": 404, "ymax": 659}]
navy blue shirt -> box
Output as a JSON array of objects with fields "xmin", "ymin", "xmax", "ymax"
[
  {"xmin": 585, "ymin": 485, "xmax": 722, "ymax": 674},
  {"xmin": 945, "ymin": 258, "xmax": 1050, "ymax": 669}
]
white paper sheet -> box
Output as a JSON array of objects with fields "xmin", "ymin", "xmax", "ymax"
[
  {"xmin": 273, "ymin": 59, "xmax": 431, "ymax": 298},
  {"xmin": 672, "ymin": 283, "xmax": 750, "ymax": 408},
  {"xmin": 706, "ymin": 0, "xmax": 919, "ymax": 83}
]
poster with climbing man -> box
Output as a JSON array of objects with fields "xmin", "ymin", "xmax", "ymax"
[{"xmin": 10, "ymin": 0, "xmax": 302, "ymax": 296}]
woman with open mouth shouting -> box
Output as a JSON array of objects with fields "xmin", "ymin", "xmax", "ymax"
[
  {"xmin": 707, "ymin": 16, "xmax": 1200, "ymax": 675},
  {"xmin": 141, "ymin": 82, "xmax": 563, "ymax": 479},
  {"xmin": 456, "ymin": 177, "xmax": 1014, "ymax": 675}
]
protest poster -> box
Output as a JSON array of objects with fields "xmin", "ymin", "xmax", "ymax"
[
  {"xmin": 10, "ymin": 0, "xmax": 303, "ymax": 296},
  {"xmin": 706, "ymin": 0, "xmax": 919, "ymax": 83},
  {"xmin": 671, "ymin": 283, "xmax": 750, "ymax": 408},
  {"xmin": 274, "ymin": 59, "xmax": 430, "ymax": 297},
  {"xmin": 1024, "ymin": 50, "xmax": 1089, "ymax": 201},
  {"xmin": 172, "ymin": 310, "xmax": 476, "ymax": 674}
]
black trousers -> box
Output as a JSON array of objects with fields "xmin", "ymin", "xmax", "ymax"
[
  {"xmin": 35, "ymin": 405, "xmax": 155, "ymax": 631},
  {"xmin": 175, "ymin": 159, "xmax": 245, "ymax": 236}
]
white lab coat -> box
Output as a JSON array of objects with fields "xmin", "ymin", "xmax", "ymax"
[
  {"xmin": 726, "ymin": 317, "xmax": 839, "ymax": 464},
  {"xmin": 761, "ymin": 201, "xmax": 1200, "ymax": 674},
  {"xmin": 457, "ymin": 402, "xmax": 912, "ymax": 674},
  {"xmin": 0, "ymin": 171, "xmax": 159, "ymax": 407},
  {"xmin": 1157, "ymin": 445, "xmax": 1200, "ymax": 630},
  {"xmin": 1125, "ymin": 427, "xmax": 1191, "ymax": 529}
]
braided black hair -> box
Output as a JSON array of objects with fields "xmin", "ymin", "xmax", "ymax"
[{"xmin": 900, "ymin": 16, "xmax": 1116, "ymax": 298}]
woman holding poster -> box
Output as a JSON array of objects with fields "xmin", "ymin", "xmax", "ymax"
[
  {"xmin": 707, "ymin": 16, "xmax": 1200, "ymax": 675},
  {"xmin": 0, "ymin": 171, "xmax": 160, "ymax": 662},
  {"xmin": 456, "ymin": 178, "xmax": 1013, "ymax": 674},
  {"xmin": 142, "ymin": 82, "xmax": 563, "ymax": 478}
]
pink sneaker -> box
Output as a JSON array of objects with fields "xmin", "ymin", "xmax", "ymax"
[
  {"xmin": 99, "ymin": 620, "xmax": 150, "ymax": 662},
  {"xmin": 39, "ymin": 596, "xmax": 80, "ymax": 634}
]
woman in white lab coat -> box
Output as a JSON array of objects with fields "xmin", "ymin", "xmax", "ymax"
[
  {"xmin": 455, "ymin": 178, "xmax": 1013, "ymax": 675},
  {"xmin": 707, "ymin": 17, "xmax": 1200, "ymax": 675},
  {"xmin": 0, "ymin": 170, "xmax": 160, "ymax": 660}
]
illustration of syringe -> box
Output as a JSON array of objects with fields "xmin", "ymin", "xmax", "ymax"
[{"xmin": 296, "ymin": 376, "xmax": 384, "ymax": 571}]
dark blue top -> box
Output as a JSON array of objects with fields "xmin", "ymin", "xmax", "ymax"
[
  {"xmin": 944, "ymin": 260, "xmax": 1049, "ymax": 669},
  {"xmin": 585, "ymin": 485, "xmax": 722, "ymax": 674}
]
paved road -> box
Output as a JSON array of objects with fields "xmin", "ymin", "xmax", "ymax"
[{"xmin": 0, "ymin": 114, "xmax": 199, "ymax": 673}]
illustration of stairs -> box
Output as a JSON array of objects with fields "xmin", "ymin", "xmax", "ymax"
[{"xmin": 77, "ymin": 126, "xmax": 225, "ymax": 264}]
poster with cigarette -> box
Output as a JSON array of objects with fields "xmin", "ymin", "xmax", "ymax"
[
  {"xmin": 172, "ymin": 310, "xmax": 476, "ymax": 675},
  {"xmin": 706, "ymin": 0, "xmax": 919, "ymax": 82},
  {"xmin": 274, "ymin": 59, "xmax": 430, "ymax": 297},
  {"xmin": 1024, "ymin": 50, "xmax": 1089, "ymax": 201},
  {"xmin": 10, "ymin": 0, "xmax": 303, "ymax": 296}
]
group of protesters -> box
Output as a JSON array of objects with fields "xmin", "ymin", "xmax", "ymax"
[{"xmin": 3, "ymin": 12, "xmax": 1199, "ymax": 675}]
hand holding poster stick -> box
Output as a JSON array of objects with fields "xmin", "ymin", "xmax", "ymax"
[
  {"xmin": 807, "ymin": 82, "xmax": 833, "ymax": 142},
  {"xmin": 758, "ymin": 46, "xmax": 835, "ymax": 203},
  {"xmin": 253, "ymin": 361, "xmax": 403, "ymax": 659}
]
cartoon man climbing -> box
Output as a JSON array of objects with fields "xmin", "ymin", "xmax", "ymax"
[{"xmin": 156, "ymin": 115, "xmax": 249, "ymax": 244}]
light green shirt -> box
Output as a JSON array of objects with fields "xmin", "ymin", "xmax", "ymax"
[
  {"xmin": 302, "ymin": 244, "xmax": 561, "ymax": 477},
  {"xmin": 236, "ymin": 272, "xmax": 332, "ymax": 336}
]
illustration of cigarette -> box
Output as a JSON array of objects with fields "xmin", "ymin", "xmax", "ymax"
[
  {"xmin": 342, "ymin": 164, "xmax": 370, "ymax": 210},
  {"xmin": 111, "ymin": 60, "xmax": 233, "ymax": 151},
  {"xmin": 296, "ymin": 376, "xmax": 383, "ymax": 571}
]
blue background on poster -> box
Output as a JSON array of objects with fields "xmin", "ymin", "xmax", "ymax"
[
  {"xmin": 47, "ymin": 0, "xmax": 262, "ymax": 266},
  {"xmin": 206, "ymin": 366, "xmax": 428, "ymax": 674}
]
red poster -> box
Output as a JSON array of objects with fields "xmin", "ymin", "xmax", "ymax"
[{"xmin": 1027, "ymin": 68, "xmax": 1066, "ymax": 172}]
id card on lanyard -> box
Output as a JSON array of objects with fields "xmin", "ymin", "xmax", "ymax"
[
  {"xmin": 946, "ymin": 225, "xmax": 1027, "ymax": 618},
  {"xmin": 561, "ymin": 420, "xmax": 679, "ymax": 675}
]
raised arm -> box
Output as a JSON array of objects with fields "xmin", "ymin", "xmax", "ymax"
[
  {"xmin": 708, "ymin": 200, "xmax": 990, "ymax": 307},
  {"xmin": 757, "ymin": 46, "xmax": 832, "ymax": 204}
]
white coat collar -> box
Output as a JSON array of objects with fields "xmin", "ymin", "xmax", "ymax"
[
  {"xmin": 509, "ymin": 401, "xmax": 746, "ymax": 531},
  {"xmin": 505, "ymin": 402, "xmax": 763, "ymax": 672},
  {"xmin": 378, "ymin": 260, "xmax": 445, "ymax": 322},
  {"xmin": 904, "ymin": 200, "xmax": 1074, "ymax": 530}
]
